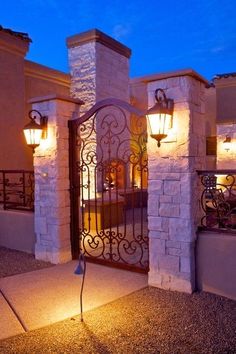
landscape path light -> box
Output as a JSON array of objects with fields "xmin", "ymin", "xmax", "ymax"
[
  {"xmin": 74, "ymin": 252, "xmax": 87, "ymax": 322},
  {"xmin": 23, "ymin": 110, "xmax": 48, "ymax": 152},
  {"xmin": 146, "ymin": 88, "xmax": 174, "ymax": 147}
]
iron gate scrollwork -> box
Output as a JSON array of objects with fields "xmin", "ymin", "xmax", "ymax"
[{"xmin": 69, "ymin": 98, "xmax": 149, "ymax": 273}]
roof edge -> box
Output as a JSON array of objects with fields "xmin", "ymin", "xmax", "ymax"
[
  {"xmin": 131, "ymin": 68, "xmax": 209, "ymax": 85},
  {"xmin": 0, "ymin": 25, "xmax": 31, "ymax": 42},
  {"xmin": 28, "ymin": 94, "xmax": 84, "ymax": 105},
  {"xmin": 25, "ymin": 60, "xmax": 70, "ymax": 87}
]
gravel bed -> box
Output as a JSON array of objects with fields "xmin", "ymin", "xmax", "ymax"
[
  {"xmin": 0, "ymin": 247, "xmax": 53, "ymax": 278},
  {"xmin": 0, "ymin": 287, "xmax": 236, "ymax": 353}
]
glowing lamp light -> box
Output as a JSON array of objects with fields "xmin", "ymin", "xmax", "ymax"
[
  {"xmin": 223, "ymin": 135, "xmax": 231, "ymax": 152},
  {"xmin": 23, "ymin": 110, "xmax": 48, "ymax": 152},
  {"xmin": 146, "ymin": 88, "xmax": 174, "ymax": 147}
]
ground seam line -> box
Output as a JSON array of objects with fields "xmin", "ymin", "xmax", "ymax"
[{"xmin": 0, "ymin": 288, "xmax": 28, "ymax": 332}]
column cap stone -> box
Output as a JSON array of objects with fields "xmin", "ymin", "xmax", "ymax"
[
  {"xmin": 66, "ymin": 28, "xmax": 131, "ymax": 59},
  {"xmin": 28, "ymin": 94, "xmax": 84, "ymax": 105},
  {"xmin": 131, "ymin": 68, "xmax": 209, "ymax": 85}
]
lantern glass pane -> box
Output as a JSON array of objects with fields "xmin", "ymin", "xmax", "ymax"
[
  {"xmin": 147, "ymin": 113, "xmax": 172, "ymax": 135},
  {"xmin": 24, "ymin": 128, "xmax": 42, "ymax": 146},
  {"xmin": 223, "ymin": 141, "xmax": 231, "ymax": 151}
]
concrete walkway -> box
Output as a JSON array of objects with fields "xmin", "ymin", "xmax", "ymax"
[{"xmin": 0, "ymin": 261, "xmax": 147, "ymax": 340}]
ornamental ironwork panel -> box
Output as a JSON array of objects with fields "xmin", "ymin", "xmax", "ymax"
[
  {"xmin": 198, "ymin": 170, "xmax": 236, "ymax": 231},
  {"xmin": 0, "ymin": 170, "xmax": 34, "ymax": 212},
  {"xmin": 69, "ymin": 98, "xmax": 149, "ymax": 273}
]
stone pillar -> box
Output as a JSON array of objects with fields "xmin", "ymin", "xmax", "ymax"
[
  {"xmin": 29, "ymin": 94, "xmax": 83, "ymax": 264},
  {"xmin": 216, "ymin": 123, "xmax": 236, "ymax": 169},
  {"xmin": 66, "ymin": 29, "xmax": 132, "ymax": 194},
  {"xmin": 147, "ymin": 72, "xmax": 206, "ymax": 293},
  {"xmin": 66, "ymin": 29, "xmax": 131, "ymax": 110}
]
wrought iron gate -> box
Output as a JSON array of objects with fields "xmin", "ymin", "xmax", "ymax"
[{"xmin": 69, "ymin": 98, "xmax": 149, "ymax": 273}]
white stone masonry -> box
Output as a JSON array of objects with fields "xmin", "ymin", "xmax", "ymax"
[
  {"xmin": 31, "ymin": 95, "xmax": 82, "ymax": 264},
  {"xmin": 147, "ymin": 75, "xmax": 206, "ymax": 293}
]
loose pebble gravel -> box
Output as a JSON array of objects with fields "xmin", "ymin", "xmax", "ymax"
[
  {"xmin": 0, "ymin": 287, "xmax": 236, "ymax": 354},
  {"xmin": 0, "ymin": 247, "xmax": 53, "ymax": 278}
]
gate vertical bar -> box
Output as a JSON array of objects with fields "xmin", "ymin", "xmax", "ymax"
[{"xmin": 68, "ymin": 120, "xmax": 80, "ymax": 259}]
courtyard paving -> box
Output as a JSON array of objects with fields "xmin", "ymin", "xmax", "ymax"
[
  {"xmin": 0, "ymin": 287, "xmax": 236, "ymax": 353},
  {"xmin": 0, "ymin": 247, "xmax": 235, "ymax": 353}
]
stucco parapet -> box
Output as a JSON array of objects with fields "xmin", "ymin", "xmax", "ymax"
[
  {"xmin": 131, "ymin": 68, "xmax": 208, "ymax": 85},
  {"xmin": 214, "ymin": 74, "xmax": 236, "ymax": 88},
  {"xmin": 29, "ymin": 94, "xmax": 84, "ymax": 105},
  {"xmin": 25, "ymin": 60, "xmax": 70, "ymax": 88},
  {"xmin": 66, "ymin": 29, "xmax": 131, "ymax": 58},
  {"xmin": 0, "ymin": 29, "xmax": 30, "ymax": 56},
  {"xmin": 217, "ymin": 122, "xmax": 236, "ymax": 134}
]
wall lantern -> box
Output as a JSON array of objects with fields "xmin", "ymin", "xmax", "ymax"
[
  {"xmin": 223, "ymin": 135, "xmax": 231, "ymax": 152},
  {"xmin": 23, "ymin": 110, "xmax": 48, "ymax": 152},
  {"xmin": 146, "ymin": 88, "xmax": 174, "ymax": 147}
]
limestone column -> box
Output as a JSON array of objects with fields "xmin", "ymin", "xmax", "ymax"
[
  {"xmin": 147, "ymin": 71, "xmax": 207, "ymax": 292},
  {"xmin": 66, "ymin": 29, "xmax": 132, "ymax": 194},
  {"xmin": 30, "ymin": 94, "xmax": 83, "ymax": 264},
  {"xmin": 66, "ymin": 29, "xmax": 131, "ymax": 110}
]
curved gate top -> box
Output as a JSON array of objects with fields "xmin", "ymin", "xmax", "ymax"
[{"xmin": 69, "ymin": 98, "xmax": 149, "ymax": 273}]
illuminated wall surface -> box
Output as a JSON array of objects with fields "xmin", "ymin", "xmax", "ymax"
[
  {"xmin": 1, "ymin": 26, "xmax": 236, "ymax": 294},
  {"xmin": 0, "ymin": 28, "xmax": 70, "ymax": 169}
]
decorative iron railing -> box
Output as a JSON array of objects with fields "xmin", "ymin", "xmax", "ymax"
[
  {"xmin": 198, "ymin": 170, "xmax": 236, "ymax": 232},
  {"xmin": 0, "ymin": 170, "xmax": 34, "ymax": 212}
]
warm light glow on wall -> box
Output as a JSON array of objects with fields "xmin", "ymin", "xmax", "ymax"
[
  {"xmin": 38, "ymin": 126, "xmax": 53, "ymax": 151},
  {"xmin": 218, "ymin": 136, "xmax": 235, "ymax": 156},
  {"xmin": 223, "ymin": 136, "xmax": 231, "ymax": 152}
]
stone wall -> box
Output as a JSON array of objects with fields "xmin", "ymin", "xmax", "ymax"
[{"xmin": 146, "ymin": 73, "xmax": 206, "ymax": 292}]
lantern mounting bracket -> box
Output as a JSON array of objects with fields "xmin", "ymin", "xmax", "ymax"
[{"xmin": 28, "ymin": 110, "xmax": 48, "ymax": 139}]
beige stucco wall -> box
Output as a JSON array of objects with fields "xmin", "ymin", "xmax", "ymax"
[
  {"xmin": 197, "ymin": 230, "xmax": 236, "ymax": 301},
  {"xmin": 214, "ymin": 76, "xmax": 236, "ymax": 169},
  {"xmin": 215, "ymin": 76, "xmax": 236, "ymax": 123},
  {"xmin": 0, "ymin": 31, "xmax": 29, "ymax": 170},
  {"xmin": 205, "ymin": 85, "xmax": 217, "ymax": 169},
  {"xmin": 0, "ymin": 208, "xmax": 35, "ymax": 253},
  {"xmin": 0, "ymin": 30, "xmax": 70, "ymax": 170}
]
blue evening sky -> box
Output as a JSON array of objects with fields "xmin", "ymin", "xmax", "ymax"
[{"xmin": 1, "ymin": 0, "xmax": 236, "ymax": 81}]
